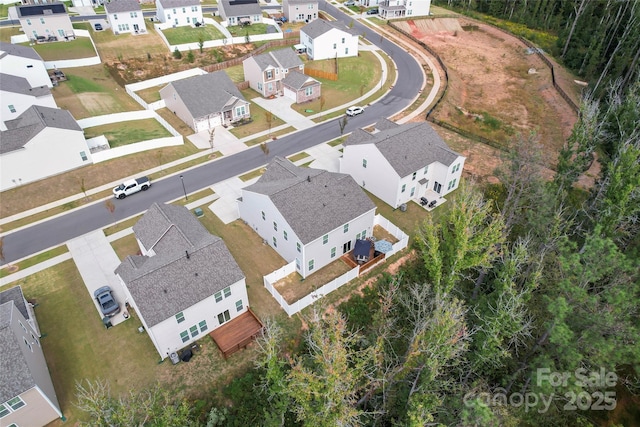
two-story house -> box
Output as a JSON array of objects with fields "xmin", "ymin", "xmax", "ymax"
[
  {"xmin": 16, "ymin": 2, "xmax": 74, "ymax": 42},
  {"xmin": 115, "ymin": 203, "xmax": 252, "ymax": 360},
  {"xmin": 0, "ymin": 286, "xmax": 63, "ymax": 427},
  {"xmin": 0, "ymin": 42, "xmax": 51, "ymax": 89},
  {"xmin": 217, "ymin": 0, "xmax": 262, "ymax": 26},
  {"xmin": 340, "ymin": 119, "xmax": 465, "ymax": 209},
  {"xmin": 300, "ymin": 19, "xmax": 359, "ymax": 60},
  {"xmin": 0, "ymin": 73, "xmax": 56, "ymax": 130},
  {"xmin": 105, "ymin": 0, "xmax": 146, "ymax": 34},
  {"xmin": 238, "ymin": 157, "xmax": 377, "ymax": 278},
  {"xmin": 282, "ymin": 0, "xmax": 318, "ymax": 23},
  {"xmin": 379, "ymin": 0, "xmax": 431, "ymax": 19},
  {"xmin": 156, "ymin": 0, "xmax": 203, "ymax": 27}
]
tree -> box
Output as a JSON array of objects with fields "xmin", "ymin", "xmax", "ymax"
[
  {"xmin": 198, "ymin": 36, "xmax": 205, "ymax": 53},
  {"xmin": 105, "ymin": 199, "xmax": 116, "ymax": 227},
  {"xmin": 78, "ymin": 177, "xmax": 88, "ymax": 201},
  {"xmin": 187, "ymin": 49, "xmax": 195, "ymax": 63},
  {"xmin": 208, "ymin": 126, "xmax": 216, "ymax": 158},
  {"xmin": 561, "ymin": 0, "xmax": 589, "ymax": 59},
  {"xmin": 265, "ymin": 111, "xmax": 273, "ymax": 137},
  {"xmin": 338, "ymin": 115, "xmax": 348, "ymax": 135},
  {"xmin": 319, "ymin": 95, "xmax": 326, "ymax": 113},
  {"xmin": 173, "ymin": 47, "xmax": 182, "ymax": 59}
]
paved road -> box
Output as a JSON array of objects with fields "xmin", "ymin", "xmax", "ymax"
[{"xmin": 1, "ymin": 2, "xmax": 424, "ymax": 264}]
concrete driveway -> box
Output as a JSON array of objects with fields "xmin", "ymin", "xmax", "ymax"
[
  {"xmin": 251, "ymin": 96, "xmax": 316, "ymax": 130},
  {"xmin": 209, "ymin": 176, "xmax": 261, "ymax": 224},
  {"xmin": 67, "ymin": 230, "xmax": 129, "ymax": 327}
]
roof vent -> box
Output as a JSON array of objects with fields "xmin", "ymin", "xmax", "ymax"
[{"xmin": 185, "ymin": 250, "xmax": 190, "ymax": 259}]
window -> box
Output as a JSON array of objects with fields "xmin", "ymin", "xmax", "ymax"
[
  {"xmin": 361, "ymin": 230, "xmax": 366, "ymax": 238},
  {"xmin": 235, "ymin": 105, "xmax": 246, "ymax": 116},
  {"xmin": 173, "ymin": 8, "xmax": 177, "ymax": 13},
  {"xmin": 341, "ymin": 37, "xmax": 345, "ymax": 43},
  {"xmin": 448, "ymin": 179, "xmax": 457, "ymax": 190},
  {"xmin": 410, "ymin": 187, "xmax": 415, "ymax": 196},
  {"xmin": 331, "ymin": 247, "xmax": 336, "ymax": 258},
  {"xmin": 193, "ymin": 321, "xmax": 206, "ymax": 334},
  {"xmin": 283, "ymin": 230, "xmax": 288, "ymax": 240},
  {"xmin": 8, "ymin": 104, "xmax": 16, "ymax": 113},
  {"xmin": 215, "ymin": 291, "xmax": 223, "ymax": 302},
  {"xmin": 175, "ymin": 312, "xmax": 185, "ymax": 323},
  {"xmin": 401, "ymin": 184, "xmax": 406, "ymax": 193},
  {"xmin": 187, "ymin": 17, "xmax": 190, "ymax": 23},
  {"xmin": 182, "ymin": 7, "xmax": 186, "ymax": 12},
  {"xmin": 130, "ymin": 11, "xmax": 137, "ymax": 17},
  {"xmin": 356, "ymin": 232, "xmax": 361, "ymax": 240},
  {"xmin": 308, "ymin": 259, "xmax": 314, "ymax": 271},
  {"xmin": 273, "ymin": 221, "xmax": 278, "ymax": 231},
  {"xmin": 296, "ymin": 242, "xmax": 301, "ymax": 252},
  {"xmin": 114, "ymin": 14, "xmax": 118, "ymax": 19},
  {"xmin": 257, "ymin": 82, "xmax": 263, "ymax": 90},
  {"xmin": 23, "ymin": 337, "xmax": 32, "ymax": 352},
  {"xmin": 80, "ymin": 151, "xmax": 88, "ymax": 161},
  {"xmin": 296, "ymin": 258, "xmax": 301, "ymax": 270},
  {"xmin": 273, "ymin": 237, "xmax": 277, "ymax": 247},
  {"xmin": 412, "ymin": 172, "xmax": 417, "ymax": 180},
  {"xmin": 266, "ymin": 70, "xmax": 273, "ymax": 79},
  {"xmin": 362, "ymin": 158, "xmax": 367, "ymax": 168},
  {"xmin": 0, "ymin": 403, "xmax": 9, "ymax": 417},
  {"xmin": 261, "ymin": 211, "xmax": 265, "ymax": 220},
  {"xmin": 235, "ymin": 299, "xmax": 244, "ymax": 312},
  {"xmin": 305, "ymin": 86, "xmax": 313, "ymax": 96},
  {"xmin": 434, "ymin": 182, "xmax": 442, "ymax": 193},
  {"xmin": 19, "ymin": 321, "xmax": 26, "ymax": 332},
  {"xmin": 192, "ymin": 6, "xmax": 198, "ymax": 11},
  {"xmin": 345, "ymin": 48, "xmax": 349, "ymax": 55},
  {"xmin": 333, "ymin": 43, "xmax": 336, "ymax": 49},
  {"xmin": 31, "ymin": 332, "xmax": 40, "ymax": 346},
  {"xmin": 424, "ymin": 165, "xmax": 429, "ymax": 174},
  {"xmin": 323, "ymin": 234, "xmax": 328, "ymax": 245},
  {"xmin": 218, "ymin": 310, "xmax": 230, "ymax": 324},
  {"xmin": 224, "ymin": 287, "xmax": 231, "ymax": 298},
  {"xmin": 26, "ymin": 18, "xmax": 31, "ymax": 25},
  {"xmin": 190, "ymin": 325, "xmax": 199, "ymax": 338},
  {"xmin": 452, "ymin": 163, "xmax": 460, "ymax": 173},
  {"xmin": 180, "ymin": 330, "xmax": 189, "ymax": 342},
  {"xmin": 343, "ymin": 224, "xmax": 349, "ymax": 233},
  {"xmin": 40, "ymin": 17, "xmax": 45, "ymax": 24},
  {"xmin": 267, "ymin": 83, "xmax": 273, "ymax": 91},
  {"xmin": 7, "ymin": 397, "xmax": 25, "ymax": 411}
]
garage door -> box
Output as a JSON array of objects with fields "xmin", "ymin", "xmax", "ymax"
[
  {"xmin": 283, "ymin": 87, "xmax": 296, "ymax": 101},
  {"xmin": 195, "ymin": 115, "xmax": 221, "ymax": 132}
]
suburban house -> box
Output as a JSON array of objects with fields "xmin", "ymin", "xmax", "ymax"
[
  {"xmin": 300, "ymin": 19, "xmax": 359, "ymax": 60},
  {"xmin": 159, "ymin": 71, "xmax": 250, "ymax": 132},
  {"xmin": 378, "ymin": 0, "xmax": 431, "ymax": 19},
  {"xmin": 282, "ymin": 0, "xmax": 318, "ymax": 23},
  {"xmin": 0, "ymin": 42, "xmax": 51, "ymax": 89},
  {"xmin": 156, "ymin": 0, "xmax": 203, "ymax": 27},
  {"xmin": 0, "ymin": 286, "xmax": 63, "ymax": 427},
  {"xmin": 0, "ymin": 105, "xmax": 90, "ymax": 191},
  {"xmin": 16, "ymin": 2, "xmax": 74, "ymax": 42},
  {"xmin": 242, "ymin": 47, "xmax": 321, "ymax": 102},
  {"xmin": 217, "ymin": 0, "xmax": 262, "ymax": 26},
  {"xmin": 0, "ymin": 73, "xmax": 56, "ymax": 129},
  {"xmin": 115, "ymin": 203, "xmax": 252, "ymax": 360},
  {"xmin": 340, "ymin": 119, "xmax": 465, "ymax": 209},
  {"xmin": 104, "ymin": 0, "xmax": 146, "ymax": 34},
  {"xmin": 238, "ymin": 157, "xmax": 377, "ymax": 278}
]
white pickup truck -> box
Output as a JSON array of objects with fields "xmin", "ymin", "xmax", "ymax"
[{"xmin": 113, "ymin": 176, "xmax": 151, "ymax": 199}]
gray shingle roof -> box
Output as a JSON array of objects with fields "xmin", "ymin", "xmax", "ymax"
[
  {"xmin": 165, "ymin": 71, "xmax": 248, "ymax": 119},
  {"xmin": 374, "ymin": 117, "xmax": 399, "ymax": 132},
  {"xmin": 345, "ymin": 121, "xmax": 462, "ymax": 177},
  {"xmin": 282, "ymin": 70, "xmax": 318, "ymax": 90},
  {"xmin": 0, "ymin": 105, "xmax": 82, "ymax": 155},
  {"xmin": 157, "ymin": 0, "xmax": 199, "ymax": 8},
  {"xmin": 105, "ymin": 0, "xmax": 141, "ymax": 13},
  {"xmin": 286, "ymin": 0, "xmax": 317, "ymax": 4},
  {"xmin": 301, "ymin": 18, "xmax": 359, "ymax": 39},
  {"xmin": 117, "ymin": 203, "xmax": 245, "ymax": 328},
  {"xmin": 0, "ymin": 73, "xmax": 51, "ymax": 97},
  {"xmin": 244, "ymin": 157, "xmax": 376, "ymax": 244},
  {"xmin": 219, "ymin": 0, "xmax": 261, "ymax": 17},
  {"xmin": 0, "ymin": 41, "xmax": 43, "ymax": 61},
  {"xmin": 0, "ymin": 302, "xmax": 36, "ymax": 403},
  {"xmin": 0, "ymin": 286, "xmax": 29, "ymax": 320},
  {"xmin": 250, "ymin": 48, "xmax": 302, "ymax": 71}
]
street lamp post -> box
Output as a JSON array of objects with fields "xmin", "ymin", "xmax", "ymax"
[{"xmin": 180, "ymin": 175, "xmax": 188, "ymax": 201}]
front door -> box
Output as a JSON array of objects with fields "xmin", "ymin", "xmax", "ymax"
[
  {"xmin": 434, "ymin": 181, "xmax": 442, "ymax": 193},
  {"xmin": 343, "ymin": 241, "xmax": 351, "ymax": 254},
  {"xmin": 133, "ymin": 24, "xmax": 139, "ymax": 31}
]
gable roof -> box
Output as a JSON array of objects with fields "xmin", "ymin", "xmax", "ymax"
[
  {"xmin": 301, "ymin": 19, "xmax": 359, "ymax": 39},
  {"xmin": 0, "ymin": 301, "xmax": 36, "ymax": 403},
  {"xmin": 0, "ymin": 41, "xmax": 43, "ymax": 61},
  {"xmin": 219, "ymin": 0, "xmax": 261, "ymax": 16},
  {"xmin": 251, "ymin": 47, "xmax": 303, "ymax": 71},
  {"xmin": 117, "ymin": 203, "xmax": 245, "ymax": 328},
  {"xmin": 105, "ymin": 0, "xmax": 141, "ymax": 13},
  {"xmin": 0, "ymin": 73, "xmax": 51, "ymax": 97},
  {"xmin": 282, "ymin": 70, "xmax": 319, "ymax": 90},
  {"xmin": 1, "ymin": 105, "xmax": 82, "ymax": 155},
  {"xmin": 345, "ymin": 121, "xmax": 462, "ymax": 177},
  {"xmin": 0, "ymin": 286, "xmax": 29, "ymax": 321},
  {"xmin": 286, "ymin": 0, "xmax": 317, "ymax": 4},
  {"xmin": 16, "ymin": 2, "xmax": 67, "ymax": 18},
  {"xmin": 243, "ymin": 157, "xmax": 375, "ymax": 244},
  {"xmin": 164, "ymin": 71, "xmax": 247, "ymax": 119},
  {"xmin": 157, "ymin": 0, "xmax": 200, "ymax": 7}
]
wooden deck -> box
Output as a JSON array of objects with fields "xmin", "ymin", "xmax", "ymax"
[
  {"xmin": 341, "ymin": 241, "xmax": 386, "ymax": 275},
  {"xmin": 209, "ymin": 308, "xmax": 264, "ymax": 359}
]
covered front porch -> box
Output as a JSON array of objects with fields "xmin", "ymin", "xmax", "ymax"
[{"xmin": 209, "ymin": 308, "xmax": 264, "ymax": 358}]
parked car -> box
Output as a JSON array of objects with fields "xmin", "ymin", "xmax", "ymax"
[
  {"xmin": 94, "ymin": 286, "xmax": 120, "ymax": 317},
  {"xmin": 94, "ymin": 23, "xmax": 103, "ymax": 31},
  {"xmin": 366, "ymin": 8, "xmax": 379, "ymax": 14},
  {"xmin": 113, "ymin": 176, "xmax": 151, "ymax": 199},
  {"xmin": 345, "ymin": 0, "xmax": 357, "ymax": 6},
  {"xmin": 346, "ymin": 106, "xmax": 364, "ymax": 116}
]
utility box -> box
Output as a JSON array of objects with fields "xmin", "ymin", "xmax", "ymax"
[
  {"xmin": 169, "ymin": 352, "xmax": 180, "ymax": 365},
  {"xmin": 194, "ymin": 208, "xmax": 204, "ymax": 217}
]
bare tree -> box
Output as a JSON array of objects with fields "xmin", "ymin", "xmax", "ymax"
[
  {"xmin": 339, "ymin": 115, "xmax": 348, "ymax": 135},
  {"xmin": 260, "ymin": 141, "xmax": 270, "ymax": 156},
  {"xmin": 265, "ymin": 111, "xmax": 273, "ymax": 137},
  {"xmin": 78, "ymin": 177, "xmax": 88, "ymax": 201},
  {"xmin": 208, "ymin": 126, "xmax": 216, "ymax": 158},
  {"xmin": 319, "ymin": 95, "xmax": 326, "ymax": 113},
  {"xmin": 105, "ymin": 199, "xmax": 117, "ymax": 227}
]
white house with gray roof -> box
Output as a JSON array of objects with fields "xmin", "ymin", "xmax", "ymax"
[
  {"xmin": 378, "ymin": 0, "xmax": 431, "ymax": 20},
  {"xmin": 0, "ymin": 105, "xmax": 90, "ymax": 191},
  {"xmin": 217, "ymin": 0, "xmax": 262, "ymax": 26},
  {"xmin": 0, "ymin": 73, "xmax": 56, "ymax": 130},
  {"xmin": 300, "ymin": 19, "xmax": 359, "ymax": 60},
  {"xmin": 159, "ymin": 71, "xmax": 250, "ymax": 132},
  {"xmin": 239, "ymin": 157, "xmax": 377, "ymax": 278},
  {"xmin": 115, "ymin": 203, "xmax": 250, "ymax": 360},
  {"xmin": 17, "ymin": 2, "xmax": 75, "ymax": 42},
  {"xmin": 282, "ymin": 0, "xmax": 318, "ymax": 23},
  {"xmin": 0, "ymin": 286, "xmax": 63, "ymax": 427},
  {"xmin": 340, "ymin": 120, "xmax": 465, "ymax": 209},
  {"xmin": 156, "ymin": 0, "xmax": 203, "ymax": 26},
  {"xmin": 0, "ymin": 42, "xmax": 51, "ymax": 89},
  {"xmin": 105, "ymin": 0, "xmax": 146, "ymax": 34},
  {"xmin": 242, "ymin": 47, "xmax": 321, "ymax": 102}
]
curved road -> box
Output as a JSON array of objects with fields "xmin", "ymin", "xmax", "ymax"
[{"xmin": 2, "ymin": 2, "xmax": 424, "ymax": 264}]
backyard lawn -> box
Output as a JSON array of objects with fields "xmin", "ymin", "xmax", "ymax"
[
  {"xmin": 83, "ymin": 118, "xmax": 173, "ymax": 147},
  {"xmin": 274, "ymin": 258, "xmax": 353, "ymax": 304},
  {"xmin": 227, "ymin": 88, "xmax": 286, "ymax": 138},
  {"xmin": 227, "ymin": 23, "xmax": 269, "ymax": 37},
  {"xmin": 25, "ymin": 37, "xmax": 96, "ymax": 60},
  {"xmin": 162, "ymin": 25, "xmax": 225, "ymax": 45}
]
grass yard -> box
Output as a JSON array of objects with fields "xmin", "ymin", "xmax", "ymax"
[
  {"xmin": 25, "ymin": 37, "xmax": 96, "ymax": 60},
  {"xmin": 239, "ymin": 167, "xmax": 266, "ymax": 182},
  {"xmin": 373, "ymin": 224, "xmax": 399, "ymax": 244},
  {"xmin": 224, "ymin": 64, "xmax": 245, "ymax": 83},
  {"xmin": 104, "ymin": 215, "xmax": 143, "ymax": 236},
  {"xmin": 111, "ymin": 233, "xmax": 140, "ymax": 260},
  {"xmin": 0, "ymin": 25, "xmax": 21, "ymax": 42},
  {"xmin": 365, "ymin": 190, "xmax": 430, "ymax": 243},
  {"xmin": 162, "ymin": 25, "xmax": 225, "ymax": 45},
  {"xmin": 227, "ymin": 23, "xmax": 268, "ymax": 37},
  {"xmin": 274, "ymin": 258, "xmax": 353, "ymax": 304},
  {"xmin": 0, "ymin": 2, "xmax": 19, "ymax": 18},
  {"xmin": 136, "ymin": 85, "xmax": 164, "ymax": 103},
  {"xmin": 83, "ymin": 119, "xmax": 173, "ymax": 147},
  {"xmin": 0, "ymin": 246, "xmax": 68, "ymax": 278},
  {"xmin": 227, "ymin": 89, "xmax": 286, "ymax": 138},
  {"xmin": 89, "ymin": 21, "xmax": 168, "ymax": 62},
  {"xmin": 287, "ymin": 152, "xmax": 310, "ymax": 162}
]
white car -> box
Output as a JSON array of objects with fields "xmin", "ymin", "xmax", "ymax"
[{"xmin": 346, "ymin": 106, "xmax": 364, "ymax": 116}]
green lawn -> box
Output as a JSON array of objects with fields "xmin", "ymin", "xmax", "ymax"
[
  {"xmin": 65, "ymin": 74, "xmax": 109, "ymax": 93},
  {"xmin": 0, "ymin": 2, "xmax": 19, "ymax": 19},
  {"xmin": 227, "ymin": 89, "xmax": 286, "ymax": 138},
  {"xmin": 24, "ymin": 37, "xmax": 96, "ymax": 60},
  {"xmin": 227, "ymin": 23, "xmax": 268, "ymax": 37},
  {"xmin": 162, "ymin": 25, "xmax": 225, "ymax": 45},
  {"xmin": 0, "ymin": 246, "xmax": 68, "ymax": 279},
  {"xmin": 83, "ymin": 119, "xmax": 173, "ymax": 147}
]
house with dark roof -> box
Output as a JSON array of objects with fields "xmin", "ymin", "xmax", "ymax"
[
  {"xmin": 217, "ymin": 0, "xmax": 262, "ymax": 26},
  {"xmin": 282, "ymin": 0, "xmax": 318, "ymax": 23},
  {"xmin": 156, "ymin": 0, "xmax": 203, "ymax": 26},
  {"xmin": 115, "ymin": 203, "xmax": 251, "ymax": 360},
  {"xmin": 0, "ymin": 73, "xmax": 56, "ymax": 128},
  {"xmin": 242, "ymin": 47, "xmax": 321, "ymax": 102},
  {"xmin": 0, "ymin": 286, "xmax": 63, "ymax": 427},
  {"xmin": 159, "ymin": 71, "xmax": 250, "ymax": 132},
  {"xmin": 16, "ymin": 2, "xmax": 74, "ymax": 42},
  {"xmin": 0, "ymin": 42, "xmax": 51, "ymax": 89},
  {"xmin": 339, "ymin": 120, "xmax": 465, "ymax": 209},
  {"xmin": 300, "ymin": 19, "xmax": 359, "ymax": 60},
  {"xmin": 0, "ymin": 105, "xmax": 89, "ymax": 191},
  {"xmin": 238, "ymin": 157, "xmax": 377, "ymax": 278},
  {"xmin": 105, "ymin": 0, "xmax": 146, "ymax": 34}
]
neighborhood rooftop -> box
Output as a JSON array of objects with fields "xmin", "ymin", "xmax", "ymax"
[
  {"xmin": 345, "ymin": 121, "xmax": 462, "ymax": 176},
  {"xmin": 244, "ymin": 157, "xmax": 376, "ymax": 244},
  {"xmin": 157, "ymin": 0, "xmax": 200, "ymax": 7},
  {"xmin": 0, "ymin": 301, "xmax": 35, "ymax": 403},
  {"xmin": 104, "ymin": 0, "xmax": 141, "ymax": 13},
  {"xmin": 0, "ymin": 41, "xmax": 43, "ymax": 61},
  {"xmin": 301, "ymin": 19, "xmax": 360, "ymax": 38},
  {"xmin": 219, "ymin": 0, "xmax": 262, "ymax": 16},
  {"xmin": 253, "ymin": 48, "xmax": 303, "ymax": 71},
  {"xmin": 0, "ymin": 73, "xmax": 50, "ymax": 97},
  {"xmin": 282, "ymin": 70, "xmax": 316, "ymax": 90},
  {"xmin": 16, "ymin": 2, "xmax": 67, "ymax": 17}
]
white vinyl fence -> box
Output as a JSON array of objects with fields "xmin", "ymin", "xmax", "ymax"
[
  {"xmin": 125, "ymin": 68, "xmax": 207, "ymax": 110},
  {"xmin": 374, "ymin": 214, "xmax": 409, "ymax": 257}
]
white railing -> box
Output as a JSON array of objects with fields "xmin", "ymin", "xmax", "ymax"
[
  {"xmin": 91, "ymin": 136, "xmax": 183, "ymax": 163},
  {"xmin": 125, "ymin": 68, "xmax": 206, "ymax": 110},
  {"xmin": 374, "ymin": 214, "xmax": 409, "ymax": 257}
]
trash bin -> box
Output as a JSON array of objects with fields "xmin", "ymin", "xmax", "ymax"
[
  {"xmin": 194, "ymin": 208, "xmax": 204, "ymax": 217},
  {"xmin": 102, "ymin": 317, "xmax": 112, "ymax": 329},
  {"xmin": 399, "ymin": 203, "xmax": 407, "ymax": 212}
]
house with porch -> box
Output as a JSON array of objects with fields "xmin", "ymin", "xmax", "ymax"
[
  {"xmin": 0, "ymin": 286, "xmax": 63, "ymax": 427},
  {"xmin": 0, "ymin": 42, "xmax": 51, "ymax": 89},
  {"xmin": 217, "ymin": 0, "xmax": 262, "ymax": 26},
  {"xmin": 282, "ymin": 0, "xmax": 318, "ymax": 23},
  {"xmin": 159, "ymin": 71, "xmax": 250, "ymax": 132},
  {"xmin": 156, "ymin": 0, "xmax": 203, "ymax": 27},
  {"xmin": 378, "ymin": 0, "xmax": 431, "ymax": 19},
  {"xmin": 339, "ymin": 119, "xmax": 465, "ymax": 209},
  {"xmin": 115, "ymin": 203, "xmax": 258, "ymax": 360},
  {"xmin": 238, "ymin": 157, "xmax": 377, "ymax": 278},
  {"xmin": 0, "ymin": 73, "xmax": 56, "ymax": 129},
  {"xmin": 105, "ymin": 0, "xmax": 146, "ymax": 34},
  {"xmin": 300, "ymin": 19, "xmax": 359, "ymax": 60},
  {"xmin": 242, "ymin": 47, "xmax": 321, "ymax": 102},
  {"xmin": 16, "ymin": 2, "xmax": 74, "ymax": 42}
]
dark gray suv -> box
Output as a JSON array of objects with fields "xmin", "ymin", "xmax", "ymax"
[{"xmin": 94, "ymin": 286, "xmax": 120, "ymax": 317}]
